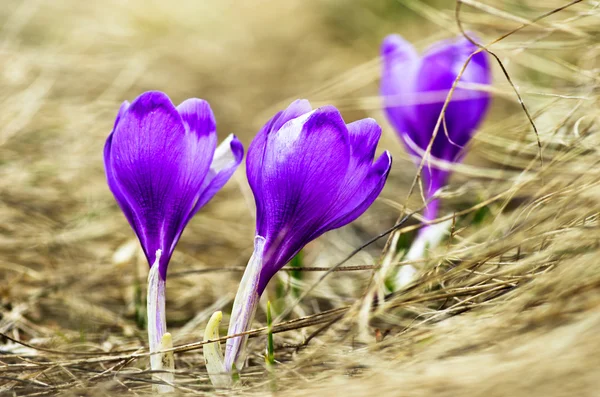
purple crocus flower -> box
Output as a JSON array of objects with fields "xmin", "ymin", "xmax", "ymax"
[
  {"xmin": 380, "ymin": 34, "xmax": 491, "ymax": 287},
  {"xmin": 103, "ymin": 91, "xmax": 243, "ymax": 380},
  {"xmin": 223, "ymin": 99, "xmax": 392, "ymax": 373}
]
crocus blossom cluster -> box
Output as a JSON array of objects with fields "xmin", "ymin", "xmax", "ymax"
[
  {"xmin": 380, "ymin": 34, "xmax": 491, "ymax": 287},
  {"xmin": 104, "ymin": 91, "xmax": 243, "ymax": 390},
  {"xmin": 222, "ymin": 100, "xmax": 392, "ymax": 373},
  {"xmin": 104, "ymin": 32, "xmax": 494, "ymax": 390}
]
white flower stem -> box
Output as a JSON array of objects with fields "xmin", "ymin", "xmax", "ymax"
[
  {"xmin": 224, "ymin": 236, "xmax": 266, "ymax": 373},
  {"xmin": 147, "ymin": 249, "xmax": 174, "ymax": 393},
  {"xmin": 394, "ymin": 219, "xmax": 453, "ymax": 289}
]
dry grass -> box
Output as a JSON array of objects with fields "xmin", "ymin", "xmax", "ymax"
[{"xmin": 1, "ymin": 0, "xmax": 599, "ymax": 395}]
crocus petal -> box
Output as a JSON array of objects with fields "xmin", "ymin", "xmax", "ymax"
[
  {"xmin": 251, "ymin": 105, "xmax": 350, "ymax": 241},
  {"xmin": 104, "ymin": 101, "xmax": 133, "ymax": 228},
  {"xmin": 246, "ymin": 100, "xmax": 313, "ymax": 202},
  {"xmin": 346, "ymin": 118, "xmax": 382, "ymax": 165},
  {"xmin": 251, "ymin": 99, "xmax": 313, "ymax": 155},
  {"xmin": 104, "ymin": 91, "xmax": 238, "ymax": 279},
  {"xmin": 175, "ymin": 98, "xmax": 219, "ymax": 180},
  {"xmin": 113, "ymin": 100, "xmax": 130, "ymax": 131},
  {"xmin": 381, "ymin": 34, "xmax": 423, "ymax": 151},
  {"xmin": 381, "ymin": 34, "xmax": 419, "ymax": 61},
  {"xmin": 104, "ymin": 132, "xmax": 139, "ymax": 241},
  {"xmin": 414, "ymin": 36, "xmax": 490, "ymax": 162},
  {"xmin": 327, "ymin": 151, "xmax": 392, "ymax": 230},
  {"xmin": 189, "ymin": 134, "xmax": 244, "ymax": 216},
  {"xmin": 326, "ymin": 118, "xmax": 392, "ymax": 229},
  {"xmin": 177, "ymin": 98, "xmax": 218, "ymax": 140},
  {"xmin": 270, "ymin": 99, "xmax": 313, "ymax": 133}
]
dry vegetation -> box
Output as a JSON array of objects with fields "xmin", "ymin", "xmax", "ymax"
[{"xmin": 1, "ymin": 0, "xmax": 599, "ymax": 396}]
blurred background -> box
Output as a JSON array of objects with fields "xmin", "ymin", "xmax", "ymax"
[{"xmin": 1, "ymin": 0, "xmax": 599, "ymax": 395}]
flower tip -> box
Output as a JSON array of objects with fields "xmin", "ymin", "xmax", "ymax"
[
  {"xmin": 132, "ymin": 90, "xmax": 173, "ymax": 109},
  {"xmin": 425, "ymin": 34, "xmax": 481, "ymax": 62},
  {"xmin": 212, "ymin": 134, "xmax": 244, "ymax": 171},
  {"xmin": 125, "ymin": 91, "xmax": 179, "ymax": 125},
  {"xmin": 382, "ymin": 150, "xmax": 393, "ymax": 169},
  {"xmin": 361, "ymin": 117, "xmax": 382, "ymax": 134},
  {"xmin": 288, "ymin": 98, "xmax": 312, "ymax": 110},
  {"xmin": 111, "ymin": 100, "xmax": 131, "ymax": 132},
  {"xmin": 457, "ymin": 36, "xmax": 480, "ymax": 54},
  {"xmin": 228, "ymin": 134, "xmax": 245, "ymax": 160},
  {"xmin": 118, "ymin": 100, "xmax": 130, "ymax": 113},
  {"xmin": 381, "ymin": 34, "xmax": 412, "ymax": 57},
  {"xmin": 140, "ymin": 90, "xmax": 170, "ymax": 99},
  {"xmin": 308, "ymin": 104, "xmax": 346, "ymax": 128},
  {"xmin": 266, "ymin": 99, "xmax": 314, "ymax": 134},
  {"xmin": 373, "ymin": 150, "xmax": 393, "ymax": 179},
  {"xmin": 176, "ymin": 97, "xmax": 217, "ymax": 137},
  {"xmin": 381, "ymin": 34, "xmax": 400, "ymax": 54}
]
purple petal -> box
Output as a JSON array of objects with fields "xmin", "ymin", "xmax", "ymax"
[
  {"xmin": 177, "ymin": 98, "xmax": 218, "ymax": 140},
  {"xmin": 189, "ymin": 134, "xmax": 244, "ymax": 216},
  {"xmin": 113, "ymin": 100, "xmax": 130, "ymax": 131},
  {"xmin": 381, "ymin": 34, "xmax": 418, "ymax": 60},
  {"xmin": 246, "ymin": 99, "xmax": 313, "ymax": 198},
  {"xmin": 175, "ymin": 98, "xmax": 219, "ymax": 190},
  {"xmin": 413, "ymin": 38, "xmax": 491, "ymax": 198},
  {"xmin": 105, "ymin": 91, "xmax": 225, "ymax": 279},
  {"xmin": 346, "ymin": 118, "xmax": 382, "ymax": 165},
  {"xmin": 381, "ymin": 34, "xmax": 422, "ymax": 151},
  {"xmin": 254, "ymin": 99, "xmax": 313, "ymax": 143},
  {"xmin": 415, "ymin": 36, "xmax": 490, "ymax": 161},
  {"xmin": 323, "ymin": 119, "xmax": 390, "ymax": 229},
  {"xmin": 104, "ymin": 128, "xmax": 140, "ymax": 242},
  {"xmin": 104, "ymin": 101, "xmax": 134, "ymax": 231},
  {"xmin": 327, "ymin": 151, "xmax": 392, "ymax": 230},
  {"xmin": 271, "ymin": 99, "xmax": 313, "ymax": 132}
]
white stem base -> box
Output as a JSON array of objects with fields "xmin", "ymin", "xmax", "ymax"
[
  {"xmin": 394, "ymin": 219, "xmax": 453, "ymax": 290},
  {"xmin": 147, "ymin": 250, "xmax": 175, "ymax": 393},
  {"xmin": 224, "ymin": 236, "xmax": 265, "ymax": 373}
]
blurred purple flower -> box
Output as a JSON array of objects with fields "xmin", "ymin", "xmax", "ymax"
[
  {"xmin": 104, "ymin": 91, "xmax": 244, "ymax": 280},
  {"xmin": 224, "ymin": 99, "xmax": 392, "ymax": 372},
  {"xmin": 381, "ymin": 34, "xmax": 491, "ymax": 221},
  {"xmin": 103, "ymin": 91, "xmax": 243, "ymax": 379}
]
